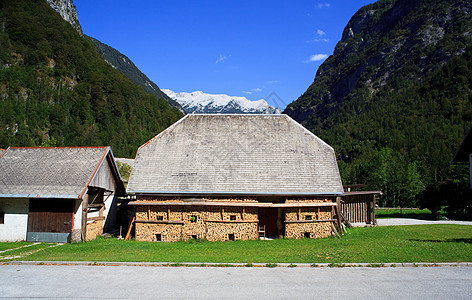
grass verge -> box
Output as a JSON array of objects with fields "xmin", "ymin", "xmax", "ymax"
[
  {"xmin": 7, "ymin": 225, "xmax": 472, "ymax": 263},
  {"xmin": 375, "ymin": 208, "xmax": 435, "ymax": 219}
]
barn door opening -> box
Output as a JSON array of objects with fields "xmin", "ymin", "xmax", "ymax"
[
  {"xmin": 258, "ymin": 207, "xmax": 281, "ymax": 238},
  {"xmin": 27, "ymin": 198, "xmax": 74, "ymax": 243}
]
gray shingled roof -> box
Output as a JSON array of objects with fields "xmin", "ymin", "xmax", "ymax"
[
  {"xmin": 0, "ymin": 147, "xmax": 111, "ymax": 198},
  {"xmin": 127, "ymin": 114, "xmax": 344, "ymax": 196}
]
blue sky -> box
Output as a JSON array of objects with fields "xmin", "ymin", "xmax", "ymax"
[{"xmin": 75, "ymin": 0, "xmax": 374, "ymax": 110}]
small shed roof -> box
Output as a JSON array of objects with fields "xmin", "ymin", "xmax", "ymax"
[
  {"xmin": 453, "ymin": 126, "xmax": 472, "ymax": 162},
  {"xmin": 127, "ymin": 114, "xmax": 344, "ymax": 196},
  {"xmin": 0, "ymin": 147, "xmax": 124, "ymax": 199}
]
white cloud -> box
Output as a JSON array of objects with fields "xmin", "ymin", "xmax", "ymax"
[
  {"xmin": 251, "ymin": 88, "xmax": 262, "ymax": 92},
  {"xmin": 242, "ymin": 91, "xmax": 252, "ymax": 95},
  {"xmin": 307, "ymin": 54, "xmax": 328, "ymax": 62},
  {"xmin": 316, "ymin": 3, "xmax": 331, "ymax": 9},
  {"xmin": 267, "ymin": 80, "xmax": 280, "ymax": 84},
  {"xmin": 216, "ymin": 53, "xmax": 231, "ymax": 64},
  {"xmin": 310, "ymin": 29, "xmax": 329, "ymax": 42}
]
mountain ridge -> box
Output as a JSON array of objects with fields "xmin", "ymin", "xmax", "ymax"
[
  {"xmin": 89, "ymin": 38, "xmax": 182, "ymax": 110},
  {"xmin": 163, "ymin": 89, "xmax": 281, "ymax": 114},
  {"xmin": 46, "ymin": 0, "xmax": 82, "ymax": 35}
]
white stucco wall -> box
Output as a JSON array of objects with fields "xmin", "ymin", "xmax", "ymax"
[
  {"xmin": 0, "ymin": 198, "xmax": 29, "ymax": 242},
  {"xmin": 73, "ymin": 199, "xmax": 83, "ymax": 230}
]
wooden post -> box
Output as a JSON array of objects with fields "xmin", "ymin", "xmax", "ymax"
[
  {"xmin": 167, "ymin": 207, "xmax": 170, "ymax": 221},
  {"xmin": 335, "ymin": 197, "xmax": 342, "ymax": 235},
  {"xmin": 81, "ymin": 195, "xmax": 88, "ymax": 242},
  {"xmin": 372, "ymin": 195, "xmax": 377, "ymax": 225},
  {"xmin": 242, "ymin": 207, "xmax": 245, "ymax": 221}
]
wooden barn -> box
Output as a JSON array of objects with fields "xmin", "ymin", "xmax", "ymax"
[
  {"xmin": 0, "ymin": 147, "xmax": 125, "ymax": 243},
  {"xmin": 127, "ymin": 114, "xmax": 345, "ymax": 242}
]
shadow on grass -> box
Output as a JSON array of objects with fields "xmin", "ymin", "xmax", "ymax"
[{"xmin": 409, "ymin": 239, "xmax": 472, "ymax": 244}]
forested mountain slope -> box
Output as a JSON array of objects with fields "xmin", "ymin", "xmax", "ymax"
[
  {"xmin": 90, "ymin": 37, "xmax": 183, "ymax": 110},
  {"xmin": 285, "ymin": 0, "xmax": 472, "ymax": 207},
  {"xmin": 0, "ymin": 0, "xmax": 182, "ymax": 157}
]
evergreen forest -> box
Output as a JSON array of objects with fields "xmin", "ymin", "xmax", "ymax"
[{"xmin": 0, "ymin": 0, "xmax": 183, "ymax": 157}]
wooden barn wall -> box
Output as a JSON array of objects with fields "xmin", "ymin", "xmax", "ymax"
[
  {"xmin": 90, "ymin": 156, "xmax": 117, "ymax": 192},
  {"xmin": 341, "ymin": 194, "xmax": 375, "ymax": 224}
]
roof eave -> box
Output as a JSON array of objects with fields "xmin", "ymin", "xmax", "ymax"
[
  {"xmin": 127, "ymin": 190, "xmax": 344, "ymax": 197},
  {"xmin": 0, "ymin": 194, "xmax": 80, "ymax": 199}
]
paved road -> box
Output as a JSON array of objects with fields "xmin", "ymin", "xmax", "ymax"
[{"xmin": 1, "ymin": 265, "xmax": 471, "ymax": 299}]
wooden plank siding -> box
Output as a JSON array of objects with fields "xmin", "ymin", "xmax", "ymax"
[
  {"xmin": 27, "ymin": 199, "xmax": 74, "ymax": 233},
  {"xmin": 90, "ymin": 156, "xmax": 117, "ymax": 192},
  {"xmin": 340, "ymin": 193, "xmax": 377, "ymax": 224}
]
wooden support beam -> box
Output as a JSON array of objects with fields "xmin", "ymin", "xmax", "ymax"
[
  {"xmin": 135, "ymin": 220, "xmax": 184, "ymax": 225},
  {"xmin": 81, "ymin": 196, "xmax": 88, "ymax": 242},
  {"xmin": 128, "ymin": 201, "xmax": 337, "ymax": 208},
  {"xmin": 203, "ymin": 220, "xmax": 258, "ymax": 223},
  {"xmin": 338, "ymin": 210, "xmax": 353, "ymax": 229},
  {"xmin": 87, "ymin": 216, "xmax": 105, "ymax": 222},
  {"xmin": 335, "ymin": 197, "xmax": 343, "ymax": 235},
  {"xmin": 330, "ymin": 222, "xmax": 339, "ymax": 237},
  {"xmin": 124, "ymin": 216, "xmax": 135, "ymax": 241},
  {"xmin": 285, "ymin": 219, "xmax": 337, "ymax": 223}
]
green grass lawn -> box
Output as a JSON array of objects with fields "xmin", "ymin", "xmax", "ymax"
[
  {"xmin": 0, "ymin": 243, "xmax": 52, "ymax": 258},
  {"xmin": 10, "ymin": 225, "xmax": 472, "ymax": 263},
  {"xmin": 0, "ymin": 242, "xmax": 32, "ymax": 251},
  {"xmin": 375, "ymin": 208, "xmax": 436, "ymax": 219}
]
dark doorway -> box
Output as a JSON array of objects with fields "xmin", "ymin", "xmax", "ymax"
[
  {"xmin": 258, "ymin": 208, "xmax": 279, "ymax": 237},
  {"xmin": 27, "ymin": 198, "xmax": 74, "ymax": 242}
]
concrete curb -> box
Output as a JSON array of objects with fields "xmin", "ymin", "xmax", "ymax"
[{"xmin": 2, "ymin": 261, "xmax": 472, "ymax": 268}]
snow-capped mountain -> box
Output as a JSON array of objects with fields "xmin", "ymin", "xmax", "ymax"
[{"xmin": 162, "ymin": 89, "xmax": 281, "ymax": 114}]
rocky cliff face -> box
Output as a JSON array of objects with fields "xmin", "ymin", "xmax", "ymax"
[
  {"xmin": 47, "ymin": 0, "xmax": 82, "ymax": 35},
  {"xmin": 285, "ymin": 0, "xmax": 471, "ymax": 124},
  {"xmin": 283, "ymin": 0, "xmax": 472, "ymax": 195}
]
